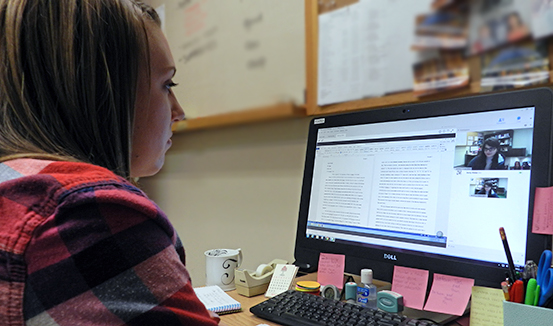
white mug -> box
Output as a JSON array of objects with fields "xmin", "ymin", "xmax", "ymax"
[{"xmin": 205, "ymin": 248, "xmax": 243, "ymax": 291}]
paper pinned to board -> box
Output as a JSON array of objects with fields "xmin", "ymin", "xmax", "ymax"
[{"xmin": 317, "ymin": 0, "xmax": 432, "ymax": 106}]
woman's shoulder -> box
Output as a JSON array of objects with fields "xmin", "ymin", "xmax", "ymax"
[
  {"xmin": 0, "ymin": 158, "xmax": 153, "ymax": 212},
  {"xmin": 1, "ymin": 158, "xmax": 122, "ymax": 183},
  {"xmin": 0, "ymin": 158, "xmax": 170, "ymax": 253},
  {"xmin": 468, "ymin": 155, "xmax": 482, "ymax": 166}
]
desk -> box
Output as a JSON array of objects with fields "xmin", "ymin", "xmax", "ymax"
[
  {"xmin": 220, "ymin": 289, "xmax": 278, "ymax": 326},
  {"xmin": 219, "ymin": 273, "xmax": 314, "ymax": 326},
  {"xmin": 219, "ymin": 273, "xmax": 470, "ymax": 326},
  {"xmin": 219, "ymin": 273, "xmax": 391, "ymax": 326}
]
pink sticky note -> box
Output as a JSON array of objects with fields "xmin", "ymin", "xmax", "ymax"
[
  {"xmin": 391, "ymin": 266, "xmax": 429, "ymax": 310},
  {"xmin": 532, "ymin": 187, "xmax": 553, "ymax": 234},
  {"xmin": 423, "ymin": 274, "xmax": 474, "ymax": 316},
  {"xmin": 317, "ymin": 253, "xmax": 345, "ymax": 288}
]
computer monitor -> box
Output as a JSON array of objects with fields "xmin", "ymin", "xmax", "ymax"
[{"xmin": 293, "ymin": 87, "xmax": 553, "ymax": 288}]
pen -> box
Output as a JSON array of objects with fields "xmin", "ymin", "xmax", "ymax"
[
  {"xmin": 509, "ymin": 279, "xmax": 524, "ymax": 303},
  {"xmin": 499, "ymin": 227, "xmax": 517, "ymax": 283},
  {"xmin": 524, "ymin": 278, "xmax": 538, "ymax": 305}
]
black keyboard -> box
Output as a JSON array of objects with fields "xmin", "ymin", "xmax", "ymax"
[{"xmin": 250, "ymin": 290, "xmax": 440, "ymax": 326}]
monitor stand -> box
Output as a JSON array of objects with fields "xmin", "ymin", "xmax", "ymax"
[{"xmin": 402, "ymin": 304, "xmax": 469, "ymax": 325}]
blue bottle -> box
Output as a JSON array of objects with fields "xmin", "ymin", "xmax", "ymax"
[{"xmin": 357, "ymin": 269, "xmax": 377, "ymax": 309}]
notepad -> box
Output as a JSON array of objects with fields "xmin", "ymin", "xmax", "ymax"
[
  {"xmin": 265, "ymin": 264, "xmax": 299, "ymax": 298},
  {"xmin": 193, "ymin": 285, "xmax": 242, "ymax": 314}
]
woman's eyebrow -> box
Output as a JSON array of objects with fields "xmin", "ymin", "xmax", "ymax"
[
  {"xmin": 157, "ymin": 66, "xmax": 176, "ymax": 78},
  {"xmin": 162, "ymin": 67, "xmax": 176, "ymax": 76}
]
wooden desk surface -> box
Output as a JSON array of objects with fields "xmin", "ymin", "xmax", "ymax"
[
  {"xmin": 219, "ymin": 273, "xmax": 314, "ymax": 326},
  {"xmin": 219, "ymin": 289, "xmax": 278, "ymax": 326},
  {"xmin": 219, "ymin": 273, "xmax": 470, "ymax": 326},
  {"xmin": 219, "ymin": 273, "xmax": 391, "ymax": 326}
]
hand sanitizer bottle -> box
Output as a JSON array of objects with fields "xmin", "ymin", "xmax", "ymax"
[{"xmin": 357, "ymin": 269, "xmax": 377, "ymax": 309}]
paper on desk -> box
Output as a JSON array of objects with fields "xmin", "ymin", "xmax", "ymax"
[
  {"xmin": 423, "ymin": 273, "xmax": 474, "ymax": 316},
  {"xmin": 391, "ymin": 266, "xmax": 429, "ymax": 310},
  {"xmin": 317, "ymin": 253, "xmax": 345, "ymax": 288},
  {"xmin": 532, "ymin": 187, "xmax": 553, "ymax": 235},
  {"xmin": 469, "ymin": 286, "xmax": 504, "ymax": 326}
]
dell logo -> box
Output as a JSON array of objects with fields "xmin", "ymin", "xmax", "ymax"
[{"xmin": 383, "ymin": 254, "xmax": 397, "ymax": 261}]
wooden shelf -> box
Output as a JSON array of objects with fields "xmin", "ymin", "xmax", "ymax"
[
  {"xmin": 312, "ymin": 82, "xmax": 481, "ymax": 116},
  {"xmin": 172, "ymin": 102, "xmax": 306, "ymax": 133},
  {"xmin": 172, "ymin": 81, "xmax": 553, "ymax": 132},
  {"xmin": 313, "ymin": 81, "xmax": 553, "ymax": 117}
]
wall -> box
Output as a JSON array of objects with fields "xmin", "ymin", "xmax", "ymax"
[{"xmin": 139, "ymin": 117, "xmax": 312, "ymax": 285}]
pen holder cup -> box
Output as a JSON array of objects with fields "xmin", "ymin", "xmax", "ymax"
[{"xmin": 503, "ymin": 301, "xmax": 553, "ymax": 326}]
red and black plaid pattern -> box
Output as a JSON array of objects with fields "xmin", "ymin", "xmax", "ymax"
[{"xmin": 0, "ymin": 159, "xmax": 218, "ymax": 326}]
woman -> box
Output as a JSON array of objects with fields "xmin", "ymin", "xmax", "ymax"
[
  {"xmin": 506, "ymin": 12, "xmax": 529, "ymax": 42},
  {"xmin": 477, "ymin": 182, "xmax": 499, "ymax": 198},
  {"xmin": 0, "ymin": 1, "xmax": 219, "ymax": 325},
  {"xmin": 468, "ymin": 137, "xmax": 505, "ymax": 170}
]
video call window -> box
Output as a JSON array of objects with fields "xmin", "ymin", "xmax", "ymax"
[
  {"xmin": 469, "ymin": 177, "xmax": 508, "ymax": 198},
  {"xmin": 454, "ymin": 128, "xmax": 532, "ymax": 171}
]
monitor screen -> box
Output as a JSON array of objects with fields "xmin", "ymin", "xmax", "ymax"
[{"xmin": 294, "ymin": 88, "xmax": 553, "ymax": 288}]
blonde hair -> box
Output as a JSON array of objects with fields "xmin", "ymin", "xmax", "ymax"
[{"xmin": 0, "ymin": 0, "xmax": 158, "ymax": 178}]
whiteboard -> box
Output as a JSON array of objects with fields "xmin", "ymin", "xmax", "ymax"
[{"xmin": 161, "ymin": 0, "xmax": 305, "ymax": 118}]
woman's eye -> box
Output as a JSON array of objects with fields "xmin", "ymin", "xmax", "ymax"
[{"xmin": 165, "ymin": 81, "xmax": 179, "ymax": 92}]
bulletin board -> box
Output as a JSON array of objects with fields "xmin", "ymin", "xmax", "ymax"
[
  {"xmin": 306, "ymin": 0, "xmax": 553, "ymax": 116},
  {"xmin": 305, "ymin": 0, "xmax": 464, "ymax": 116}
]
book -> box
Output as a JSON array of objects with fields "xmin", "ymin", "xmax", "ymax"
[{"xmin": 193, "ymin": 285, "xmax": 242, "ymax": 315}]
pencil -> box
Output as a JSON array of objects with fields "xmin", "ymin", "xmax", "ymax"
[
  {"xmin": 499, "ymin": 227, "xmax": 517, "ymax": 283},
  {"xmin": 501, "ymin": 281, "xmax": 510, "ymax": 301}
]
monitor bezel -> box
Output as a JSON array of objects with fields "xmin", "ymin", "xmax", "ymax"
[{"xmin": 294, "ymin": 87, "xmax": 553, "ymax": 288}]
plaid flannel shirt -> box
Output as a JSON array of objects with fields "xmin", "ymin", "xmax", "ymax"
[{"xmin": 0, "ymin": 159, "xmax": 218, "ymax": 325}]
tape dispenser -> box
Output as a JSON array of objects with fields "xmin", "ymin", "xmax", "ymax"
[{"xmin": 235, "ymin": 258, "xmax": 288, "ymax": 297}]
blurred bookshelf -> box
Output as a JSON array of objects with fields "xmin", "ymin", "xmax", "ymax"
[{"xmin": 173, "ymin": 0, "xmax": 553, "ymax": 132}]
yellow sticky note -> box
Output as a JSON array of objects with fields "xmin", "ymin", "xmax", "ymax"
[{"xmin": 470, "ymin": 286, "xmax": 504, "ymax": 326}]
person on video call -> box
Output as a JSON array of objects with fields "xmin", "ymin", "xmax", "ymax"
[
  {"xmin": 468, "ymin": 137, "xmax": 505, "ymax": 170},
  {"xmin": 0, "ymin": 1, "xmax": 221, "ymax": 325},
  {"xmin": 477, "ymin": 181, "xmax": 499, "ymax": 198}
]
